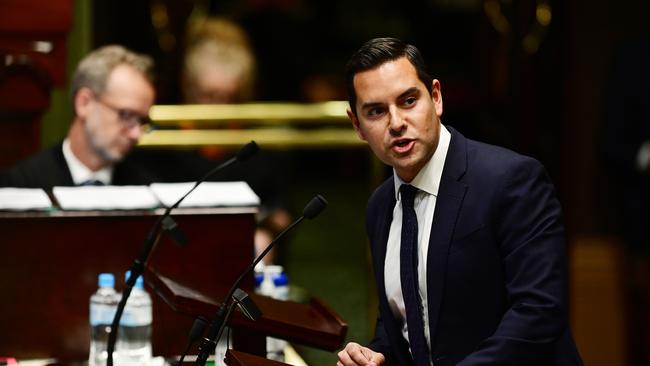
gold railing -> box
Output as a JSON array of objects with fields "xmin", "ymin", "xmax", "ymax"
[{"xmin": 139, "ymin": 101, "xmax": 365, "ymax": 149}]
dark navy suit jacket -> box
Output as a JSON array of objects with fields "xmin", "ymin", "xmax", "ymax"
[
  {"xmin": 366, "ymin": 127, "xmax": 582, "ymax": 365},
  {"xmin": 0, "ymin": 143, "xmax": 160, "ymax": 189}
]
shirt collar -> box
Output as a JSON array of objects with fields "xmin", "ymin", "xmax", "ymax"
[
  {"xmin": 62, "ymin": 138, "xmax": 113, "ymax": 185},
  {"xmin": 393, "ymin": 124, "xmax": 451, "ymax": 200}
]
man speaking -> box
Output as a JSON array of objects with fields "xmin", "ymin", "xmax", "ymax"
[{"xmin": 337, "ymin": 37, "xmax": 583, "ymax": 366}]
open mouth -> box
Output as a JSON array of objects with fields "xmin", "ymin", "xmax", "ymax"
[
  {"xmin": 395, "ymin": 140, "xmax": 410, "ymax": 147},
  {"xmin": 392, "ymin": 139, "xmax": 414, "ymax": 154}
]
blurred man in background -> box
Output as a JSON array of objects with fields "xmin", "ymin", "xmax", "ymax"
[{"xmin": 0, "ymin": 45, "xmax": 156, "ymax": 187}]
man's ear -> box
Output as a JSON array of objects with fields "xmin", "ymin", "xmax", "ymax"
[
  {"xmin": 74, "ymin": 87, "xmax": 94, "ymax": 119},
  {"xmin": 347, "ymin": 107, "xmax": 366, "ymax": 141},
  {"xmin": 431, "ymin": 79, "xmax": 443, "ymax": 117}
]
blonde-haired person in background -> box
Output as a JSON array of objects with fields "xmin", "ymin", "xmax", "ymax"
[
  {"xmin": 182, "ymin": 17, "xmax": 256, "ymax": 104},
  {"xmin": 180, "ymin": 17, "xmax": 290, "ymax": 265}
]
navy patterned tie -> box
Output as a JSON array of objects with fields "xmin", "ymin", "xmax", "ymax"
[
  {"xmin": 80, "ymin": 179, "xmax": 105, "ymax": 186},
  {"xmin": 399, "ymin": 184, "xmax": 430, "ymax": 366}
]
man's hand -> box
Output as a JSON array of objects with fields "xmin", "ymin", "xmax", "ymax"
[{"xmin": 337, "ymin": 342, "xmax": 385, "ymax": 366}]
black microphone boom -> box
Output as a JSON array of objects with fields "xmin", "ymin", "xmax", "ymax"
[
  {"xmin": 162, "ymin": 216, "xmax": 188, "ymax": 247},
  {"xmin": 106, "ymin": 141, "xmax": 259, "ymax": 366},
  {"xmin": 170, "ymin": 140, "xmax": 259, "ymax": 212},
  {"xmin": 303, "ymin": 194, "xmax": 327, "ymax": 219},
  {"xmin": 194, "ymin": 194, "xmax": 328, "ymax": 366},
  {"xmin": 236, "ymin": 140, "xmax": 259, "ymax": 161}
]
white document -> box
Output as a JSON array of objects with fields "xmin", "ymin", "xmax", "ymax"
[
  {"xmin": 53, "ymin": 185, "xmax": 160, "ymax": 210},
  {"xmin": 0, "ymin": 188, "xmax": 53, "ymax": 210},
  {"xmin": 149, "ymin": 181, "xmax": 260, "ymax": 208}
]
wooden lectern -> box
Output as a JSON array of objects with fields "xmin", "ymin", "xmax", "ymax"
[
  {"xmin": 0, "ymin": 207, "xmax": 347, "ymax": 362},
  {"xmin": 146, "ymin": 267, "xmax": 347, "ymax": 353},
  {"xmin": 226, "ymin": 350, "xmax": 289, "ymax": 366}
]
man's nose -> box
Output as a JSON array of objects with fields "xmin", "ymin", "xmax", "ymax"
[
  {"xmin": 388, "ymin": 106, "xmax": 406, "ymax": 134},
  {"xmin": 125, "ymin": 123, "xmax": 143, "ymax": 140}
]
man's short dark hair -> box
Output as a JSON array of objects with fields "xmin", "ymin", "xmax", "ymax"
[{"xmin": 345, "ymin": 37, "xmax": 433, "ymax": 115}]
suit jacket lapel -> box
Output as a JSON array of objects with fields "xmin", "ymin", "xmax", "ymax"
[
  {"xmin": 426, "ymin": 126, "xmax": 468, "ymax": 347},
  {"xmin": 52, "ymin": 143, "xmax": 74, "ymax": 186},
  {"xmin": 374, "ymin": 181, "xmax": 395, "ymax": 314},
  {"xmin": 372, "ymin": 182, "xmax": 415, "ymax": 364}
]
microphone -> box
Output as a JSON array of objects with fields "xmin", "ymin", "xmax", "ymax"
[
  {"xmin": 193, "ymin": 194, "xmax": 328, "ymax": 366},
  {"xmin": 236, "ymin": 141, "xmax": 259, "ymax": 161},
  {"xmin": 175, "ymin": 316, "xmax": 208, "ymax": 365},
  {"xmin": 106, "ymin": 141, "xmax": 259, "ymax": 366},
  {"xmin": 303, "ymin": 194, "xmax": 328, "ymax": 219}
]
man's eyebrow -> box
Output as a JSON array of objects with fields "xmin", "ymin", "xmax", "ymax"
[
  {"xmin": 397, "ymin": 87, "xmax": 420, "ymax": 99},
  {"xmin": 360, "ymin": 101, "xmax": 384, "ymax": 111},
  {"xmin": 359, "ymin": 87, "xmax": 421, "ymax": 111}
]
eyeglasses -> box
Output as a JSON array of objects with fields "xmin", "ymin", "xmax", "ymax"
[{"xmin": 94, "ymin": 96, "xmax": 153, "ymax": 131}]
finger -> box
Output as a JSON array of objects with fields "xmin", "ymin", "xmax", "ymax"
[
  {"xmin": 359, "ymin": 347, "xmax": 383, "ymax": 366},
  {"xmin": 337, "ymin": 348, "xmax": 355, "ymax": 366},
  {"xmin": 348, "ymin": 345, "xmax": 373, "ymax": 365},
  {"xmin": 369, "ymin": 351, "xmax": 385, "ymax": 366},
  {"xmin": 360, "ymin": 347, "xmax": 374, "ymax": 360}
]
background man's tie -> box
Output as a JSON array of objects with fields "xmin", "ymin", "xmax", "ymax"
[{"xmin": 80, "ymin": 179, "xmax": 105, "ymax": 186}]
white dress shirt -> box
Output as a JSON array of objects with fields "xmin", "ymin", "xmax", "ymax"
[
  {"xmin": 62, "ymin": 138, "xmax": 113, "ymax": 185},
  {"xmin": 384, "ymin": 125, "xmax": 451, "ymax": 360}
]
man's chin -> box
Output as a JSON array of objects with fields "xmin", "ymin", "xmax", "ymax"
[{"xmin": 103, "ymin": 148, "xmax": 131, "ymax": 164}]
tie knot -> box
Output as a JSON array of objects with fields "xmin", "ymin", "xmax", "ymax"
[
  {"xmin": 80, "ymin": 179, "xmax": 105, "ymax": 186},
  {"xmin": 400, "ymin": 184, "xmax": 418, "ymax": 208}
]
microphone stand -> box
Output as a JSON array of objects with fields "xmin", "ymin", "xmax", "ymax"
[
  {"xmin": 193, "ymin": 195, "xmax": 328, "ymax": 366},
  {"xmin": 106, "ymin": 141, "xmax": 259, "ymax": 366}
]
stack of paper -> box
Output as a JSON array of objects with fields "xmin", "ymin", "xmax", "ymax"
[
  {"xmin": 149, "ymin": 181, "xmax": 260, "ymax": 208},
  {"xmin": 0, "ymin": 188, "xmax": 53, "ymax": 211},
  {"xmin": 53, "ymin": 186, "xmax": 160, "ymax": 210}
]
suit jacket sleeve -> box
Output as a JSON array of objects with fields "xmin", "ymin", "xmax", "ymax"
[
  {"xmin": 369, "ymin": 312, "xmax": 395, "ymax": 364},
  {"xmin": 366, "ymin": 184, "xmax": 392, "ymax": 360},
  {"xmin": 457, "ymin": 156, "xmax": 570, "ymax": 365}
]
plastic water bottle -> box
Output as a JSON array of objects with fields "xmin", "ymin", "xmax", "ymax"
[
  {"xmin": 258, "ymin": 266, "xmax": 276, "ymax": 298},
  {"xmin": 269, "ymin": 270, "xmax": 289, "ymax": 361},
  {"xmin": 118, "ymin": 272, "xmax": 152, "ymax": 366},
  {"xmin": 258, "ymin": 265, "xmax": 288, "ymax": 362},
  {"xmin": 273, "ymin": 272, "xmax": 289, "ymax": 302},
  {"xmin": 254, "ymin": 270, "xmax": 264, "ymax": 291},
  {"xmin": 262, "ymin": 265, "xmax": 289, "ymax": 301},
  {"xmin": 89, "ymin": 273, "xmax": 119, "ymax": 366}
]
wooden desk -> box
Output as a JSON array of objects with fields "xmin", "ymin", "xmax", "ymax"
[{"xmin": 0, "ymin": 207, "xmax": 256, "ymax": 361}]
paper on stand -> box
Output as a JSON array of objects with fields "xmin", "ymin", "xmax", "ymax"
[
  {"xmin": 0, "ymin": 188, "xmax": 53, "ymax": 210},
  {"xmin": 53, "ymin": 186, "xmax": 160, "ymax": 210},
  {"xmin": 149, "ymin": 181, "xmax": 260, "ymax": 208}
]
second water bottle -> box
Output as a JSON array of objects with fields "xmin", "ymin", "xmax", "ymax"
[{"xmin": 117, "ymin": 271, "xmax": 153, "ymax": 366}]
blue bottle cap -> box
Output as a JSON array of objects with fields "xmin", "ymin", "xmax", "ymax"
[
  {"xmin": 98, "ymin": 273, "xmax": 115, "ymax": 288},
  {"xmin": 255, "ymin": 273, "xmax": 264, "ymax": 287},
  {"xmin": 273, "ymin": 273, "xmax": 288, "ymax": 287},
  {"xmin": 125, "ymin": 270, "xmax": 144, "ymax": 289}
]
